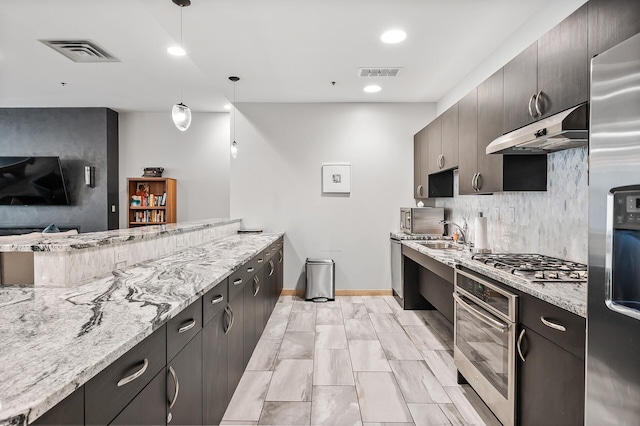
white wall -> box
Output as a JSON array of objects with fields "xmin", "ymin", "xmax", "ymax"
[
  {"xmin": 437, "ymin": 0, "xmax": 587, "ymax": 114},
  {"xmin": 230, "ymin": 102, "xmax": 434, "ymax": 291},
  {"xmin": 119, "ymin": 112, "xmax": 230, "ymax": 226}
]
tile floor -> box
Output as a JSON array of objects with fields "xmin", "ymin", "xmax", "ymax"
[{"xmin": 221, "ymin": 295, "xmax": 501, "ymax": 426}]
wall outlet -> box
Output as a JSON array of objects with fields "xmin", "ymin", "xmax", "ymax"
[
  {"xmin": 114, "ymin": 248, "xmax": 129, "ymax": 265},
  {"xmin": 508, "ymin": 207, "xmax": 516, "ymax": 224},
  {"xmin": 492, "ymin": 208, "xmax": 500, "ymax": 222}
]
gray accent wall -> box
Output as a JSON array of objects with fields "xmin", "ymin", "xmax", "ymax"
[{"xmin": 0, "ymin": 108, "xmax": 119, "ymax": 232}]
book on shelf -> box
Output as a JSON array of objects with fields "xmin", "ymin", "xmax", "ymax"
[{"xmin": 161, "ymin": 192, "xmax": 167, "ymax": 206}]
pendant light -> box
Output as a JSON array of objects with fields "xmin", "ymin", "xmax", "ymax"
[
  {"xmin": 171, "ymin": 0, "xmax": 192, "ymax": 131},
  {"xmin": 229, "ymin": 76, "xmax": 240, "ymax": 159}
]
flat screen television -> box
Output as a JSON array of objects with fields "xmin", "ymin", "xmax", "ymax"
[{"xmin": 0, "ymin": 156, "xmax": 71, "ymax": 205}]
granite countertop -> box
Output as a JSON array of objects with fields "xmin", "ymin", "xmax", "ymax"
[
  {"xmin": 0, "ymin": 218, "xmax": 242, "ymax": 253},
  {"xmin": 401, "ymin": 240, "xmax": 587, "ymax": 318},
  {"xmin": 0, "ymin": 232, "xmax": 282, "ymax": 426}
]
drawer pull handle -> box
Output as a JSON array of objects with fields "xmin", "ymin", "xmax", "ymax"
[
  {"xmin": 253, "ymin": 275, "xmax": 261, "ymax": 297},
  {"xmin": 257, "ymin": 258, "xmax": 264, "ymax": 263},
  {"xmin": 233, "ymin": 278, "xmax": 243, "ymax": 286},
  {"xmin": 534, "ymin": 90, "xmax": 543, "ymax": 117},
  {"xmin": 247, "ymin": 267, "xmax": 254, "ymax": 273},
  {"xmin": 540, "ymin": 316, "xmax": 566, "ymax": 332},
  {"xmin": 517, "ymin": 329, "xmax": 526, "ymax": 362},
  {"xmin": 178, "ymin": 319, "xmax": 196, "ymax": 334},
  {"xmin": 168, "ymin": 365, "xmax": 180, "ymax": 411},
  {"xmin": 117, "ymin": 358, "xmax": 149, "ymax": 387},
  {"xmin": 528, "ymin": 93, "xmax": 537, "ymax": 119},
  {"xmin": 224, "ymin": 306, "xmax": 234, "ymax": 334},
  {"xmin": 211, "ymin": 294, "xmax": 224, "ymax": 304}
]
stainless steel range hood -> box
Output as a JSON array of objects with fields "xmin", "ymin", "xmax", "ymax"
[{"xmin": 486, "ymin": 103, "xmax": 588, "ymax": 155}]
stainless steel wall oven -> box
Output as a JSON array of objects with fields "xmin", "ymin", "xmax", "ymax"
[{"xmin": 454, "ymin": 269, "xmax": 518, "ymax": 426}]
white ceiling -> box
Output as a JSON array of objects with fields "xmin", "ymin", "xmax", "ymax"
[{"xmin": 0, "ymin": 0, "xmax": 556, "ymax": 113}]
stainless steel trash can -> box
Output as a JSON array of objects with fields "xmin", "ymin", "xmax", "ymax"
[{"xmin": 305, "ymin": 258, "xmax": 335, "ymax": 302}]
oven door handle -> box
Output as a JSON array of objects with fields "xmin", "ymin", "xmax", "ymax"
[{"xmin": 453, "ymin": 293, "xmax": 509, "ymax": 332}]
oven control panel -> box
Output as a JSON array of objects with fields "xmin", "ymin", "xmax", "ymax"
[{"xmin": 455, "ymin": 270, "xmax": 514, "ymax": 319}]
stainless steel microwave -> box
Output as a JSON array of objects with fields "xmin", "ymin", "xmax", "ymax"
[{"xmin": 400, "ymin": 207, "xmax": 444, "ymax": 235}]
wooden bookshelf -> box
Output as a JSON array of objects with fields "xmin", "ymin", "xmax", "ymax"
[{"xmin": 127, "ymin": 177, "xmax": 177, "ymax": 227}]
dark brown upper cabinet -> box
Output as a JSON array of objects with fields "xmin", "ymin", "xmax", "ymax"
[
  {"xmin": 426, "ymin": 107, "xmax": 459, "ymax": 174},
  {"xmin": 458, "ymin": 88, "xmax": 478, "ymax": 195},
  {"xmin": 427, "ymin": 116, "xmax": 443, "ymax": 175},
  {"xmin": 536, "ymin": 4, "xmax": 588, "ymax": 120},
  {"xmin": 588, "ymin": 0, "xmax": 640, "ymax": 60},
  {"xmin": 440, "ymin": 104, "xmax": 459, "ymax": 171},
  {"xmin": 475, "ymin": 68, "xmax": 505, "ymax": 194},
  {"xmin": 503, "ymin": 42, "xmax": 538, "ymax": 132},
  {"xmin": 413, "ymin": 128, "xmax": 429, "ymax": 199}
]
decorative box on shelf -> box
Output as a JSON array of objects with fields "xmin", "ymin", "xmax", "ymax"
[{"xmin": 127, "ymin": 177, "xmax": 176, "ymax": 227}]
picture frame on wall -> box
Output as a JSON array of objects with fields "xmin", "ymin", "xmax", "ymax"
[{"xmin": 322, "ymin": 163, "xmax": 351, "ymax": 194}]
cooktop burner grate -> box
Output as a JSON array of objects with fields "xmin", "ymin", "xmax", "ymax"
[{"xmin": 471, "ymin": 253, "xmax": 587, "ymax": 283}]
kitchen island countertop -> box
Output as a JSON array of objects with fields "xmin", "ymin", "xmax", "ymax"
[
  {"xmin": 0, "ymin": 231, "xmax": 283, "ymax": 426},
  {"xmin": 401, "ymin": 240, "xmax": 587, "ymax": 318}
]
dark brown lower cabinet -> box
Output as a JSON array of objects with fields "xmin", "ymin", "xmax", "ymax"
[
  {"xmin": 203, "ymin": 307, "xmax": 229, "ymax": 426},
  {"xmin": 243, "ymin": 278, "xmax": 256, "ymax": 368},
  {"xmin": 227, "ymin": 283, "xmax": 245, "ymax": 401},
  {"xmin": 517, "ymin": 325, "xmax": 585, "ymax": 426},
  {"xmin": 166, "ymin": 332, "xmax": 203, "ymax": 426},
  {"xmin": 32, "ymin": 387, "xmax": 84, "ymax": 426},
  {"xmin": 110, "ymin": 368, "xmax": 166, "ymax": 426},
  {"xmin": 254, "ymin": 269, "xmax": 267, "ymax": 338}
]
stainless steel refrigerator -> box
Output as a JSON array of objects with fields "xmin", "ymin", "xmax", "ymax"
[{"xmin": 587, "ymin": 32, "xmax": 640, "ymax": 424}]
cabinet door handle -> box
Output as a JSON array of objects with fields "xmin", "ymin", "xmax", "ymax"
[
  {"xmin": 168, "ymin": 365, "xmax": 180, "ymax": 411},
  {"xmin": 211, "ymin": 294, "xmax": 224, "ymax": 305},
  {"xmin": 528, "ymin": 93, "xmax": 537, "ymax": 119},
  {"xmin": 534, "ymin": 90, "xmax": 543, "ymax": 117},
  {"xmin": 471, "ymin": 173, "xmax": 478, "ymax": 191},
  {"xmin": 178, "ymin": 319, "xmax": 196, "ymax": 334},
  {"xmin": 247, "ymin": 267, "xmax": 254, "ymax": 273},
  {"xmin": 117, "ymin": 358, "xmax": 149, "ymax": 387},
  {"xmin": 517, "ymin": 328, "xmax": 526, "ymax": 362},
  {"xmin": 253, "ymin": 275, "xmax": 261, "ymax": 297},
  {"xmin": 540, "ymin": 316, "xmax": 566, "ymax": 332},
  {"xmin": 224, "ymin": 306, "xmax": 234, "ymax": 334},
  {"xmin": 417, "ymin": 185, "xmax": 423, "ymax": 197},
  {"xmin": 476, "ymin": 173, "xmax": 482, "ymax": 191},
  {"xmin": 269, "ymin": 260, "xmax": 275, "ymax": 277},
  {"xmin": 438, "ymin": 154, "xmax": 445, "ymax": 169},
  {"xmin": 233, "ymin": 278, "xmax": 243, "ymax": 286},
  {"xmin": 279, "ymin": 250, "xmax": 283, "ymax": 264}
]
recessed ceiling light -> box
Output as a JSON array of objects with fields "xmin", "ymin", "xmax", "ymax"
[
  {"xmin": 167, "ymin": 46, "xmax": 186, "ymax": 56},
  {"xmin": 364, "ymin": 85, "xmax": 381, "ymax": 93},
  {"xmin": 224, "ymin": 104, "xmax": 231, "ymax": 110},
  {"xmin": 380, "ymin": 30, "xmax": 407, "ymax": 44}
]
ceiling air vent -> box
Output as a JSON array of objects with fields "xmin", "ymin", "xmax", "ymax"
[
  {"xmin": 39, "ymin": 39, "xmax": 119, "ymax": 63},
  {"xmin": 358, "ymin": 68, "xmax": 401, "ymax": 77}
]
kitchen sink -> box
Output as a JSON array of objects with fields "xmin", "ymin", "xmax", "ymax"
[{"xmin": 418, "ymin": 241, "xmax": 463, "ymax": 250}]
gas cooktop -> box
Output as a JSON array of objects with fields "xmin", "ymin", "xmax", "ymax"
[{"xmin": 471, "ymin": 253, "xmax": 587, "ymax": 283}]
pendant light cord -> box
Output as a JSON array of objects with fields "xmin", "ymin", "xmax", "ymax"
[
  {"xmin": 233, "ymin": 81, "xmax": 236, "ymax": 140},
  {"xmin": 180, "ymin": 6, "xmax": 183, "ymax": 103}
]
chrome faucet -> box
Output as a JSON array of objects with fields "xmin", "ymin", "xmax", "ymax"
[{"xmin": 439, "ymin": 219, "xmax": 468, "ymax": 243}]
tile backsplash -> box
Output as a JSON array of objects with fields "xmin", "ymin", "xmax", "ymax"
[{"xmin": 435, "ymin": 147, "xmax": 588, "ymax": 263}]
